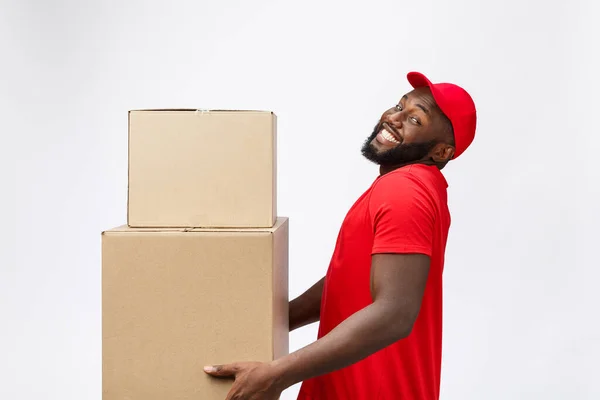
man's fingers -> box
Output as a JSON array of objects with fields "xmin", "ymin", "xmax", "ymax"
[{"xmin": 204, "ymin": 363, "xmax": 238, "ymax": 378}]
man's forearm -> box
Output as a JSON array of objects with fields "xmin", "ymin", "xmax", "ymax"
[
  {"xmin": 274, "ymin": 300, "xmax": 410, "ymax": 388},
  {"xmin": 289, "ymin": 277, "xmax": 325, "ymax": 331}
]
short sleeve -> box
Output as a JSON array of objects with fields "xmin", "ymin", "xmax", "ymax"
[{"xmin": 369, "ymin": 173, "xmax": 435, "ymax": 256}]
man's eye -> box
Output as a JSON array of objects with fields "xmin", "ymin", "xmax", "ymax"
[
  {"xmin": 411, "ymin": 116, "xmax": 421, "ymax": 125},
  {"xmin": 395, "ymin": 104, "xmax": 402, "ymax": 111}
]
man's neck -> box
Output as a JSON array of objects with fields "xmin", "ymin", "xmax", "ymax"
[{"xmin": 379, "ymin": 160, "xmax": 437, "ymax": 176}]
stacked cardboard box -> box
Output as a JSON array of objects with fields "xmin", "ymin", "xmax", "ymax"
[{"xmin": 102, "ymin": 110, "xmax": 289, "ymax": 399}]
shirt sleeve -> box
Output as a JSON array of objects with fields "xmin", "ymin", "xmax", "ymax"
[{"xmin": 369, "ymin": 173, "xmax": 435, "ymax": 256}]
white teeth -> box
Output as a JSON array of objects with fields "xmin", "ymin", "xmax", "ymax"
[{"xmin": 381, "ymin": 129, "xmax": 400, "ymax": 144}]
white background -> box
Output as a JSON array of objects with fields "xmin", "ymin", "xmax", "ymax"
[{"xmin": 3, "ymin": 0, "xmax": 599, "ymax": 399}]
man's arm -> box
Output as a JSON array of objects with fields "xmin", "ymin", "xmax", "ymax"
[
  {"xmin": 273, "ymin": 253, "xmax": 429, "ymax": 387},
  {"xmin": 289, "ymin": 277, "xmax": 325, "ymax": 332}
]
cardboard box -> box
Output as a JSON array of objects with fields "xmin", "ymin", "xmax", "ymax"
[
  {"xmin": 102, "ymin": 218, "xmax": 289, "ymax": 399},
  {"xmin": 128, "ymin": 109, "xmax": 277, "ymax": 228}
]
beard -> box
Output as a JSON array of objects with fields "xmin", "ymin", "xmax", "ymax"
[{"xmin": 361, "ymin": 122, "xmax": 437, "ymax": 167}]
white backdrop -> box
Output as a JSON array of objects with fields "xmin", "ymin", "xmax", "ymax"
[{"xmin": 3, "ymin": 0, "xmax": 599, "ymax": 399}]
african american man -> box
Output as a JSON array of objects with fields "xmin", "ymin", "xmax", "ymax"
[{"xmin": 205, "ymin": 71, "xmax": 478, "ymax": 400}]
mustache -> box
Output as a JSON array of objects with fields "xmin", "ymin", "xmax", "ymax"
[{"xmin": 372, "ymin": 121, "xmax": 398, "ymax": 136}]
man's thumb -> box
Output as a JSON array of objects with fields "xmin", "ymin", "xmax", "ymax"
[{"xmin": 204, "ymin": 364, "xmax": 237, "ymax": 377}]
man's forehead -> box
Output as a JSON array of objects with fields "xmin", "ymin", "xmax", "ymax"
[
  {"xmin": 401, "ymin": 87, "xmax": 439, "ymax": 114},
  {"xmin": 403, "ymin": 87, "xmax": 435, "ymax": 102}
]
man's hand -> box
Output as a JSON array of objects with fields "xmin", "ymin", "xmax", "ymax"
[{"xmin": 204, "ymin": 362, "xmax": 285, "ymax": 400}]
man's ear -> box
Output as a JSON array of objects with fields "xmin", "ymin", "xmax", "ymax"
[{"xmin": 431, "ymin": 143, "xmax": 455, "ymax": 163}]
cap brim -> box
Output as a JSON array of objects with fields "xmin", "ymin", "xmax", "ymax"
[{"xmin": 407, "ymin": 71, "xmax": 433, "ymax": 90}]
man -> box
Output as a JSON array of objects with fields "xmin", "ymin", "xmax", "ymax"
[{"xmin": 205, "ymin": 71, "xmax": 477, "ymax": 399}]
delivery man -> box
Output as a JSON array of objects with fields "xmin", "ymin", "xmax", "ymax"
[{"xmin": 205, "ymin": 71, "xmax": 477, "ymax": 400}]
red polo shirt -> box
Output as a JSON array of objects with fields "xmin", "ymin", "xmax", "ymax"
[{"xmin": 297, "ymin": 164, "xmax": 451, "ymax": 400}]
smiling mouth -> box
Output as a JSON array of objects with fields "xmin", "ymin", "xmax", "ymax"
[
  {"xmin": 380, "ymin": 129, "xmax": 400, "ymax": 144},
  {"xmin": 382, "ymin": 123, "xmax": 402, "ymax": 142}
]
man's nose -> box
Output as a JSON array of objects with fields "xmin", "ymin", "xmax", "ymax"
[{"xmin": 385, "ymin": 111, "xmax": 403, "ymax": 127}]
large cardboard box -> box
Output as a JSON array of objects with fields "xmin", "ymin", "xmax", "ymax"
[
  {"xmin": 102, "ymin": 218, "xmax": 289, "ymax": 399},
  {"xmin": 128, "ymin": 109, "xmax": 277, "ymax": 228}
]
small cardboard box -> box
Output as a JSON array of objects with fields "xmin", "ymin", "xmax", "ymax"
[
  {"xmin": 127, "ymin": 109, "xmax": 277, "ymax": 228},
  {"xmin": 102, "ymin": 218, "xmax": 289, "ymax": 399}
]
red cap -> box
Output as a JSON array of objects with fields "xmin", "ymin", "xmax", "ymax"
[{"xmin": 407, "ymin": 72, "xmax": 477, "ymax": 159}]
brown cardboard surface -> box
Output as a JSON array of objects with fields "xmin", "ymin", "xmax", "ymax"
[
  {"xmin": 127, "ymin": 109, "xmax": 277, "ymax": 228},
  {"xmin": 102, "ymin": 218, "xmax": 289, "ymax": 399}
]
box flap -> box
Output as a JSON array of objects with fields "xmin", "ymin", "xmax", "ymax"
[
  {"xmin": 129, "ymin": 109, "xmax": 274, "ymax": 114},
  {"xmin": 103, "ymin": 225, "xmax": 188, "ymax": 234},
  {"xmin": 103, "ymin": 217, "xmax": 287, "ymax": 235}
]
